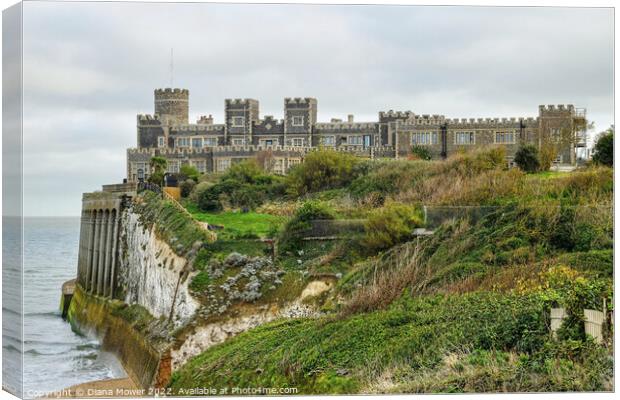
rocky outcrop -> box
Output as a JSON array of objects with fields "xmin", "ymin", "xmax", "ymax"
[
  {"xmin": 118, "ymin": 210, "xmax": 200, "ymax": 328},
  {"xmin": 193, "ymin": 253, "xmax": 285, "ymax": 318}
]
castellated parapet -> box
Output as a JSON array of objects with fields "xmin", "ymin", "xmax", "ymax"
[
  {"xmin": 137, "ymin": 114, "xmax": 162, "ymax": 126},
  {"xmin": 154, "ymin": 88, "xmax": 189, "ymax": 125},
  {"xmin": 538, "ymin": 104, "xmax": 575, "ymax": 115}
]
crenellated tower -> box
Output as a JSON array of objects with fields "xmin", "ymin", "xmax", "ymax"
[{"xmin": 154, "ymin": 88, "xmax": 189, "ymax": 125}]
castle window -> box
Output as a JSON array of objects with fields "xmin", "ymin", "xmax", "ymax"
[
  {"xmin": 192, "ymin": 138, "xmax": 203, "ymax": 148},
  {"xmin": 216, "ymin": 158, "xmax": 231, "ymax": 172},
  {"xmin": 273, "ymin": 159, "xmax": 284, "ymax": 174},
  {"xmin": 204, "ymin": 137, "xmax": 218, "ymax": 147},
  {"xmin": 347, "ymin": 135, "xmax": 363, "ymax": 145},
  {"xmin": 232, "ymin": 138, "xmax": 245, "ymax": 146},
  {"xmin": 292, "ymin": 116, "xmax": 304, "ymax": 126},
  {"xmin": 292, "ymin": 138, "xmax": 304, "ymax": 147},
  {"xmin": 321, "ymin": 136, "xmax": 335, "ymax": 146},
  {"xmin": 411, "ymin": 132, "xmax": 438, "ymax": 146},
  {"xmin": 176, "ymin": 137, "xmax": 190, "ymax": 147},
  {"xmin": 287, "ymin": 158, "xmax": 301, "ymax": 169},
  {"xmin": 232, "ymin": 116, "xmax": 245, "ymax": 127},
  {"xmin": 192, "ymin": 160, "xmax": 206, "ymax": 173},
  {"xmin": 260, "ymin": 139, "xmax": 278, "ymax": 146},
  {"xmin": 455, "ymin": 132, "xmax": 475, "ymax": 145},
  {"xmin": 158, "ymin": 137, "xmax": 166, "ymax": 147},
  {"xmin": 495, "ymin": 131, "xmax": 516, "ymax": 144},
  {"xmin": 167, "ymin": 161, "xmax": 180, "ymax": 174}
]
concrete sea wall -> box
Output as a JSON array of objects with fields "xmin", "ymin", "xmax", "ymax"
[{"xmin": 66, "ymin": 285, "xmax": 167, "ymax": 389}]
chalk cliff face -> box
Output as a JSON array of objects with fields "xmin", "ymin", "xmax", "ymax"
[
  {"xmin": 117, "ymin": 210, "xmax": 200, "ymax": 327},
  {"xmin": 171, "ymin": 302, "xmax": 318, "ymax": 369}
]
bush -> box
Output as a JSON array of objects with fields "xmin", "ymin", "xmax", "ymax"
[
  {"xmin": 592, "ymin": 127, "xmax": 613, "ymax": 167},
  {"xmin": 538, "ymin": 143, "xmax": 556, "ymax": 171},
  {"xmin": 286, "ymin": 149, "xmax": 359, "ymax": 196},
  {"xmin": 192, "ymin": 161, "xmax": 286, "ymax": 212},
  {"xmin": 189, "ymin": 182, "xmax": 212, "ymax": 203},
  {"xmin": 514, "ymin": 145, "xmax": 540, "ymax": 173},
  {"xmin": 180, "ymin": 164, "xmax": 200, "ymax": 181},
  {"xmin": 277, "ymin": 201, "xmax": 335, "ymax": 253},
  {"xmin": 411, "ymin": 145, "xmax": 432, "ymax": 160},
  {"xmin": 147, "ymin": 171, "xmax": 164, "ymax": 186},
  {"xmin": 223, "ymin": 160, "xmax": 265, "ymax": 183},
  {"xmin": 197, "ymin": 187, "xmax": 223, "ymax": 212},
  {"xmin": 179, "ymin": 179, "xmax": 196, "ymax": 198},
  {"xmin": 363, "ymin": 203, "xmax": 424, "ymax": 253}
]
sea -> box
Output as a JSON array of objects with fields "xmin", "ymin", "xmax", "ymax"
[{"xmin": 3, "ymin": 217, "xmax": 126, "ymax": 397}]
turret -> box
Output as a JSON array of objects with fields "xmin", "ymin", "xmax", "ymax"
[{"xmin": 154, "ymin": 88, "xmax": 189, "ymax": 125}]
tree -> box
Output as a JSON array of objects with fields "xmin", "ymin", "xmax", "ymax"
[
  {"xmin": 592, "ymin": 126, "xmax": 613, "ymax": 167},
  {"xmin": 543, "ymin": 115, "xmax": 594, "ymax": 168},
  {"xmin": 149, "ymin": 156, "xmax": 167, "ymax": 175},
  {"xmin": 514, "ymin": 145, "xmax": 540, "ymax": 173}
]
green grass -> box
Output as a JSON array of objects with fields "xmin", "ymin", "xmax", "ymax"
[
  {"xmin": 169, "ymin": 291, "xmax": 611, "ymax": 394},
  {"xmin": 184, "ymin": 201, "xmax": 285, "ymax": 239},
  {"xmin": 133, "ymin": 192, "xmax": 214, "ymax": 257}
]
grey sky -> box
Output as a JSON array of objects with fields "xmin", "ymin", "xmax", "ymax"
[{"xmin": 20, "ymin": 2, "xmax": 613, "ymax": 216}]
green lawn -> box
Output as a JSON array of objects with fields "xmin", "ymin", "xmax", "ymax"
[{"xmin": 186, "ymin": 203, "xmax": 285, "ymax": 239}]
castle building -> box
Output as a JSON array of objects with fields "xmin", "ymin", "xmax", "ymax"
[{"xmin": 126, "ymin": 88, "xmax": 587, "ymax": 182}]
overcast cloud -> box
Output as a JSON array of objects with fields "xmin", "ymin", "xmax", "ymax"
[{"xmin": 20, "ymin": 2, "xmax": 613, "ymax": 216}]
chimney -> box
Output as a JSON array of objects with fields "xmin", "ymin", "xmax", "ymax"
[
  {"xmin": 198, "ymin": 114, "xmax": 214, "ymax": 125},
  {"xmin": 347, "ymin": 114, "xmax": 354, "ymax": 123}
]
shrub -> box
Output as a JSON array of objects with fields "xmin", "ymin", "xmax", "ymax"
[
  {"xmin": 192, "ymin": 161, "xmax": 286, "ymax": 212},
  {"xmin": 197, "ymin": 187, "xmax": 223, "ymax": 212},
  {"xmin": 592, "ymin": 127, "xmax": 613, "ymax": 167},
  {"xmin": 362, "ymin": 203, "xmax": 424, "ymax": 253},
  {"xmin": 189, "ymin": 182, "xmax": 213, "ymax": 203},
  {"xmin": 286, "ymin": 149, "xmax": 359, "ymax": 196},
  {"xmin": 514, "ymin": 145, "xmax": 540, "ymax": 173},
  {"xmin": 147, "ymin": 171, "xmax": 164, "ymax": 186},
  {"xmin": 471, "ymin": 146, "xmax": 506, "ymax": 171},
  {"xmin": 179, "ymin": 179, "xmax": 196, "ymax": 198},
  {"xmin": 180, "ymin": 164, "xmax": 200, "ymax": 181},
  {"xmin": 223, "ymin": 160, "xmax": 265, "ymax": 183},
  {"xmin": 538, "ymin": 143, "xmax": 556, "ymax": 171},
  {"xmin": 411, "ymin": 145, "xmax": 432, "ymax": 160},
  {"xmin": 349, "ymin": 160, "xmax": 424, "ymax": 199},
  {"xmin": 277, "ymin": 201, "xmax": 335, "ymax": 253}
]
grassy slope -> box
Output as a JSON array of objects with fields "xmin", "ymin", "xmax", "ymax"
[
  {"xmin": 184, "ymin": 201, "xmax": 285, "ymax": 239},
  {"xmin": 171, "ymin": 291, "xmax": 611, "ymax": 393},
  {"xmin": 170, "ymin": 161, "xmax": 614, "ymax": 394}
]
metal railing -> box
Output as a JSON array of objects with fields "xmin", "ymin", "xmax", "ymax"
[{"xmin": 137, "ymin": 181, "xmax": 162, "ymax": 195}]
